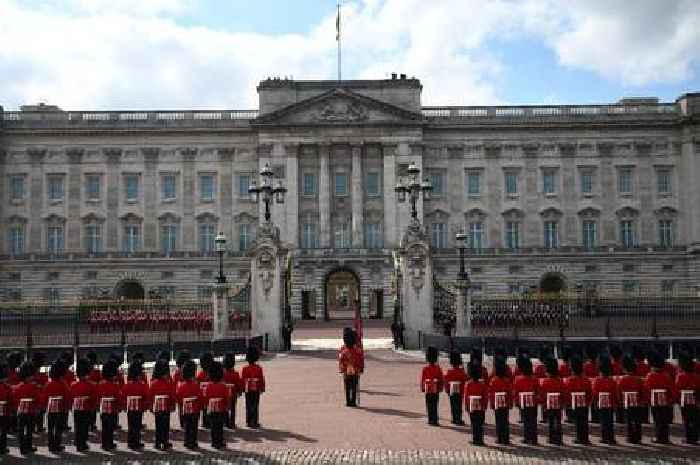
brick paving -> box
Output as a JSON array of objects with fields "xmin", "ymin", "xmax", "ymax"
[{"xmin": 2, "ymin": 339, "xmax": 698, "ymax": 464}]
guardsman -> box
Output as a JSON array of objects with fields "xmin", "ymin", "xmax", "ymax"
[
  {"xmin": 633, "ymin": 345, "xmax": 651, "ymax": 423},
  {"xmin": 150, "ymin": 359, "xmax": 176, "ymax": 450},
  {"xmin": 6, "ymin": 352, "xmax": 22, "ymax": 433},
  {"xmin": 559, "ymin": 346, "xmax": 573, "ymax": 423},
  {"xmin": 86, "ymin": 352, "xmax": 101, "ymax": 432},
  {"xmin": 469, "ymin": 348, "xmax": 489, "ymax": 381},
  {"xmin": 338, "ymin": 328, "xmax": 363, "ymax": 407},
  {"xmin": 593, "ymin": 356, "xmax": 617, "ymax": 444},
  {"xmin": 420, "ymin": 346, "xmax": 443, "ymax": 426},
  {"xmin": 197, "ymin": 352, "xmax": 214, "ymax": 429},
  {"xmin": 223, "ymin": 352, "xmax": 243, "ymax": 429},
  {"xmin": 71, "ymin": 358, "xmax": 96, "ymax": 452},
  {"xmin": 444, "ymin": 351, "xmax": 467, "ymax": 425},
  {"xmin": 173, "ymin": 350, "xmax": 190, "ymax": 429},
  {"xmin": 44, "ymin": 361, "xmax": 71, "ymax": 453},
  {"xmin": 0, "ymin": 362, "xmax": 11, "ymax": 454},
  {"xmin": 31, "ymin": 352, "xmax": 47, "ymax": 433},
  {"xmin": 241, "ymin": 346, "xmax": 266, "ymax": 428},
  {"xmin": 203, "ymin": 361, "xmax": 229, "ymax": 450},
  {"xmin": 464, "ymin": 361, "xmax": 488, "ymax": 446},
  {"xmin": 617, "ymin": 355, "xmax": 643, "ymax": 444},
  {"xmin": 534, "ymin": 346, "xmax": 552, "ymax": 424},
  {"xmin": 122, "ymin": 361, "xmax": 149, "ymax": 450},
  {"xmin": 489, "ymin": 355, "xmax": 512, "ymax": 445},
  {"xmin": 176, "ymin": 360, "xmax": 202, "ymax": 450},
  {"xmin": 12, "ymin": 361, "xmax": 39, "ymax": 455},
  {"xmin": 565, "ymin": 355, "xmax": 591, "ymax": 444},
  {"xmin": 584, "ymin": 345, "xmax": 599, "ymax": 423},
  {"xmin": 645, "ymin": 350, "xmax": 673, "ymax": 444},
  {"xmin": 539, "ymin": 357, "xmax": 564, "ymax": 445},
  {"xmin": 675, "ymin": 352, "xmax": 699, "ymax": 444},
  {"xmin": 97, "ymin": 359, "xmax": 121, "ymax": 451},
  {"xmin": 513, "ymin": 355, "xmax": 538, "ymax": 445},
  {"xmin": 609, "ymin": 345, "xmax": 625, "ymax": 424}
]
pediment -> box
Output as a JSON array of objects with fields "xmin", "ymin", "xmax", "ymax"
[{"xmin": 253, "ymin": 88, "xmax": 423, "ymax": 126}]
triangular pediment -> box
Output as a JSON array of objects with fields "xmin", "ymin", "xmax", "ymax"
[{"xmin": 253, "ymin": 88, "xmax": 423, "ymax": 126}]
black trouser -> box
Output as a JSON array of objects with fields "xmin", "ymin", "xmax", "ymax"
[
  {"xmin": 652, "ymin": 406, "xmax": 672, "ymax": 444},
  {"xmin": 101, "ymin": 413, "xmax": 117, "ymax": 449},
  {"xmin": 573, "ymin": 406, "xmax": 589, "ymax": 444},
  {"xmin": 449, "ymin": 393, "xmax": 463, "ymax": 424},
  {"xmin": 90, "ymin": 411, "xmax": 97, "ymax": 431},
  {"xmin": 0, "ymin": 415, "xmax": 8, "ymax": 452},
  {"xmin": 344, "ymin": 375, "xmax": 358, "ymax": 406},
  {"xmin": 495, "ymin": 408, "xmax": 510, "ymax": 444},
  {"xmin": 546, "ymin": 409, "xmax": 562, "ymax": 444},
  {"xmin": 425, "ymin": 393, "xmax": 439, "ymax": 425},
  {"xmin": 245, "ymin": 392, "xmax": 261, "ymax": 427},
  {"xmin": 625, "ymin": 406, "xmax": 642, "ymax": 444},
  {"xmin": 201, "ymin": 408, "xmax": 210, "ymax": 429},
  {"xmin": 47, "ymin": 411, "xmax": 64, "ymax": 451},
  {"xmin": 522, "ymin": 407, "xmax": 538, "ymax": 444},
  {"xmin": 565, "ymin": 407, "xmax": 574, "ymax": 423},
  {"xmin": 155, "ymin": 412, "xmax": 170, "ymax": 448},
  {"xmin": 470, "ymin": 410, "xmax": 485, "ymax": 445},
  {"xmin": 183, "ymin": 413, "xmax": 198, "ymax": 448},
  {"xmin": 226, "ymin": 397, "xmax": 237, "ymax": 429},
  {"xmin": 681, "ymin": 405, "xmax": 698, "ymax": 444},
  {"xmin": 17, "ymin": 413, "xmax": 34, "ymax": 454},
  {"xmin": 615, "ymin": 406, "xmax": 626, "ymax": 424},
  {"xmin": 590, "ymin": 404, "xmax": 599, "ymax": 423},
  {"xmin": 127, "ymin": 411, "xmax": 143, "ymax": 448},
  {"xmin": 599, "ymin": 407, "xmax": 615, "ymax": 443},
  {"xmin": 35, "ymin": 410, "xmax": 45, "ymax": 432},
  {"xmin": 73, "ymin": 410, "xmax": 90, "ymax": 451},
  {"xmin": 210, "ymin": 411, "xmax": 225, "ymax": 448}
]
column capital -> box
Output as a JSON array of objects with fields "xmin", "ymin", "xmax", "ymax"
[
  {"xmin": 27, "ymin": 148, "xmax": 47, "ymax": 165},
  {"xmin": 142, "ymin": 147, "xmax": 160, "ymax": 164},
  {"xmin": 283, "ymin": 143, "xmax": 301, "ymax": 156},
  {"xmin": 257, "ymin": 144, "xmax": 273, "ymax": 157},
  {"xmin": 104, "ymin": 147, "xmax": 122, "ymax": 164},
  {"xmin": 179, "ymin": 147, "xmax": 198, "ymax": 162},
  {"xmin": 217, "ymin": 147, "xmax": 235, "ymax": 161},
  {"xmin": 66, "ymin": 147, "xmax": 84, "ymax": 164}
]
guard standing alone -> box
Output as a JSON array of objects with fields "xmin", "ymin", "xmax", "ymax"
[{"xmin": 339, "ymin": 328, "xmax": 364, "ymax": 407}]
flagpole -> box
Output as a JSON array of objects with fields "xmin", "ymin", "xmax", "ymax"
[{"xmin": 337, "ymin": 2, "xmax": 341, "ymax": 83}]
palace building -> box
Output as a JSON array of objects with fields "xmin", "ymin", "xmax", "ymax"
[{"xmin": 1, "ymin": 76, "xmax": 699, "ymax": 320}]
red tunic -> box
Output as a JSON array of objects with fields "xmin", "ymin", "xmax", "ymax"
[
  {"xmin": 43, "ymin": 379, "xmax": 72, "ymax": 413},
  {"xmin": 176, "ymin": 380, "xmax": 203, "ymax": 414},
  {"xmin": 635, "ymin": 360, "xmax": 650, "ymax": 378},
  {"xmin": 617, "ymin": 374, "xmax": 645, "ymax": 408},
  {"xmin": 420, "ymin": 364, "xmax": 443, "ymax": 394},
  {"xmin": 202, "ymin": 381, "xmax": 230, "ymax": 413},
  {"xmin": 33, "ymin": 371, "xmax": 49, "ymax": 389},
  {"xmin": 583, "ymin": 360, "xmax": 598, "ymax": 379},
  {"xmin": 241, "ymin": 363, "xmax": 266, "ymax": 393},
  {"xmin": 675, "ymin": 371, "xmax": 699, "ymax": 406},
  {"xmin": 70, "ymin": 378, "xmax": 97, "ymax": 411},
  {"xmin": 0, "ymin": 382, "xmax": 12, "ymax": 417},
  {"xmin": 488, "ymin": 375, "xmax": 512, "ymax": 409},
  {"xmin": 611, "ymin": 359, "xmax": 623, "ymax": 377},
  {"xmin": 534, "ymin": 363, "xmax": 546, "ymax": 379},
  {"xmin": 592, "ymin": 376, "xmax": 618, "ymax": 409},
  {"xmin": 444, "ymin": 367, "xmax": 468, "ymax": 396},
  {"xmin": 558, "ymin": 362, "xmax": 571, "ymax": 378},
  {"xmin": 121, "ymin": 380, "xmax": 150, "ymax": 412},
  {"xmin": 7, "ymin": 371, "xmax": 20, "ymax": 387},
  {"xmin": 464, "ymin": 380, "xmax": 488, "ymax": 412},
  {"xmin": 150, "ymin": 378, "xmax": 176, "ymax": 412},
  {"xmin": 512, "ymin": 375, "xmax": 539, "ymax": 409},
  {"xmin": 88, "ymin": 368, "xmax": 102, "ymax": 385},
  {"xmin": 223, "ymin": 369, "xmax": 243, "ymax": 398},
  {"xmin": 564, "ymin": 375, "xmax": 592, "ymax": 408},
  {"xmin": 97, "ymin": 380, "xmax": 123, "ymax": 413},
  {"xmin": 63, "ymin": 369, "xmax": 76, "ymax": 386},
  {"xmin": 11, "ymin": 381, "xmax": 40, "ymax": 415},
  {"xmin": 338, "ymin": 346, "xmax": 364, "ymax": 376},
  {"xmin": 172, "ymin": 369, "xmax": 182, "ymax": 386},
  {"xmin": 662, "ymin": 362, "xmax": 677, "ymax": 382},
  {"xmin": 645, "ymin": 371, "xmax": 675, "ymax": 407},
  {"xmin": 539, "ymin": 376, "xmax": 565, "ymax": 409}
]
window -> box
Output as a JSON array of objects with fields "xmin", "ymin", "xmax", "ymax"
[
  {"xmin": 239, "ymin": 223, "xmax": 254, "ymax": 250},
  {"xmin": 47, "ymin": 226, "xmax": 64, "ymax": 253},
  {"xmin": 582, "ymin": 220, "xmax": 597, "ymax": 250},
  {"xmin": 429, "ymin": 172, "xmax": 445, "ymax": 196},
  {"xmin": 334, "ymin": 173, "xmax": 348, "ymax": 196},
  {"xmin": 334, "ymin": 222, "xmax": 351, "ymax": 248},
  {"xmin": 657, "ymin": 170, "xmax": 671, "ymax": 194},
  {"xmin": 47, "ymin": 175, "xmax": 64, "ymax": 201},
  {"xmin": 580, "ymin": 172, "xmax": 593, "ymax": 194},
  {"xmin": 620, "ymin": 220, "xmax": 636, "ymax": 248},
  {"xmin": 162, "ymin": 174, "xmax": 176, "ymax": 200},
  {"xmin": 618, "ymin": 168, "xmax": 632, "ymax": 194},
  {"xmin": 623, "ymin": 280, "xmax": 639, "ymax": 296},
  {"xmin": 8, "ymin": 225, "xmax": 24, "ymax": 255},
  {"xmin": 10, "ymin": 175, "xmax": 25, "ymax": 200},
  {"xmin": 302, "ymin": 173, "xmax": 316, "ymax": 196},
  {"xmin": 86, "ymin": 175, "xmax": 101, "ymax": 200},
  {"xmin": 505, "ymin": 173, "xmax": 518, "ymax": 195},
  {"xmin": 160, "ymin": 224, "xmax": 178, "ymax": 254},
  {"xmin": 301, "ymin": 223, "xmax": 318, "ymax": 249},
  {"xmin": 124, "ymin": 174, "xmax": 139, "ymax": 201},
  {"xmin": 45, "ymin": 288, "xmax": 60, "ymax": 307},
  {"xmin": 198, "ymin": 223, "xmax": 216, "ymax": 253},
  {"xmin": 85, "ymin": 224, "xmax": 102, "ymax": 253},
  {"xmin": 431, "ymin": 223, "xmax": 447, "ymax": 249},
  {"xmin": 543, "ymin": 171, "xmax": 556, "ymax": 194},
  {"xmin": 544, "ymin": 221, "xmax": 558, "ymax": 249},
  {"xmin": 467, "ymin": 172, "xmax": 480, "ymax": 195},
  {"xmin": 123, "ymin": 225, "xmax": 140, "ymax": 253},
  {"xmin": 199, "ymin": 174, "xmax": 215, "ymax": 201},
  {"xmin": 238, "ymin": 174, "xmax": 251, "ymax": 198},
  {"xmin": 364, "ymin": 223, "xmax": 383, "ymax": 249},
  {"xmin": 505, "ymin": 221, "xmax": 519, "ymax": 249},
  {"xmin": 469, "ymin": 222, "xmax": 484, "ymax": 251},
  {"xmin": 658, "ymin": 220, "xmax": 673, "ymax": 248},
  {"xmin": 365, "ymin": 172, "xmax": 380, "ymax": 196}
]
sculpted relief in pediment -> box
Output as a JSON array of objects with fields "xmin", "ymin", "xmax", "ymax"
[{"xmin": 314, "ymin": 99, "xmax": 368, "ymax": 122}]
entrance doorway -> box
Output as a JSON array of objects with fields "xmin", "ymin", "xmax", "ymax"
[
  {"xmin": 539, "ymin": 273, "xmax": 566, "ymax": 293},
  {"xmin": 114, "ymin": 280, "xmax": 145, "ymax": 300},
  {"xmin": 324, "ymin": 269, "xmax": 360, "ymax": 320},
  {"xmin": 369, "ymin": 289, "xmax": 384, "ymax": 319},
  {"xmin": 301, "ymin": 290, "xmax": 316, "ymax": 320}
]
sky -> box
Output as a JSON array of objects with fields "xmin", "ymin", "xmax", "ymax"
[{"xmin": 1, "ymin": 0, "xmax": 699, "ymax": 110}]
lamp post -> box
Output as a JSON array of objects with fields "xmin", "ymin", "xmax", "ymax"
[
  {"xmin": 455, "ymin": 230, "xmax": 472, "ymax": 336},
  {"xmin": 215, "ymin": 232, "xmax": 226, "ymax": 284},
  {"xmin": 394, "ymin": 162, "xmax": 432, "ymax": 222},
  {"xmin": 248, "ymin": 162, "xmax": 288, "ymax": 224}
]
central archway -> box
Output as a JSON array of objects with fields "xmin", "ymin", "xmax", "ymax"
[
  {"xmin": 114, "ymin": 280, "xmax": 145, "ymax": 300},
  {"xmin": 324, "ymin": 268, "xmax": 360, "ymax": 320},
  {"xmin": 539, "ymin": 273, "xmax": 566, "ymax": 293}
]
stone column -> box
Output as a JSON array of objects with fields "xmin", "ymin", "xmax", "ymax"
[
  {"xmin": 382, "ymin": 144, "xmax": 397, "ymax": 248},
  {"xmin": 181, "ymin": 148, "xmax": 197, "ymax": 252},
  {"xmin": 285, "ymin": 143, "xmax": 300, "ymax": 248},
  {"xmin": 211, "ymin": 282, "xmax": 230, "ymax": 340},
  {"xmin": 27, "ymin": 149, "xmax": 46, "ymax": 252},
  {"xmin": 399, "ymin": 224, "xmax": 433, "ymax": 349},
  {"xmin": 318, "ymin": 144, "xmax": 331, "ymax": 248},
  {"xmin": 218, "ymin": 148, "xmax": 235, "ymax": 244},
  {"xmin": 104, "ymin": 148, "xmax": 121, "ymax": 251},
  {"xmin": 455, "ymin": 284, "xmax": 472, "ymax": 337},
  {"xmin": 0, "ymin": 150, "xmax": 6, "ymax": 253},
  {"xmin": 351, "ymin": 144, "xmax": 364, "ymax": 248},
  {"xmin": 142, "ymin": 148, "xmax": 159, "ymax": 251},
  {"xmin": 636, "ymin": 142, "xmax": 654, "ymax": 246},
  {"xmin": 66, "ymin": 148, "xmax": 83, "ymax": 252}
]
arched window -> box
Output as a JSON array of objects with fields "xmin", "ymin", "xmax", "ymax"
[
  {"xmin": 465, "ymin": 209, "xmax": 488, "ymax": 251},
  {"xmin": 540, "ymin": 208, "xmax": 563, "ymax": 249},
  {"xmin": 82, "ymin": 213, "xmax": 105, "ymax": 254},
  {"xmin": 158, "ymin": 213, "xmax": 180, "ymax": 255},
  {"xmin": 655, "ymin": 207, "xmax": 677, "ymax": 248},
  {"xmin": 197, "ymin": 213, "xmax": 218, "ymax": 254},
  {"xmin": 120, "ymin": 213, "xmax": 142, "ymax": 253},
  {"xmin": 578, "ymin": 208, "xmax": 600, "ymax": 251},
  {"xmin": 7, "ymin": 216, "xmax": 27, "ymax": 255},
  {"xmin": 502, "ymin": 209, "xmax": 524, "ymax": 250},
  {"xmin": 616, "ymin": 207, "xmax": 639, "ymax": 248},
  {"xmin": 45, "ymin": 214, "xmax": 66, "ymax": 254}
]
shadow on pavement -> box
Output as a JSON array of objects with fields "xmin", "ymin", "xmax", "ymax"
[
  {"xmin": 233, "ymin": 427, "xmax": 317, "ymax": 444},
  {"xmin": 355, "ymin": 405, "xmax": 425, "ymax": 420}
]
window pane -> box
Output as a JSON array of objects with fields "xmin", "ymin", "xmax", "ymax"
[
  {"xmin": 364, "ymin": 223, "xmax": 383, "ymax": 249},
  {"xmin": 618, "ymin": 169, "xmax": 632, "ymax": 193},
  {"xmin": 366, "ymin": 172, "xmax": 380, "ymax": 196},
  {"xmin": 9, "ymin": 225, "xmax": 24, "ymax": 254},
  {"xmin": 431, "ymin": 223, "xmax": 447, "ymax": 248},
  {"xmin": 199, "ymin": 223, "xmax": 215, "ymax": 252},
  {"xmin": 10, "ymin": 176, "xmax": 25, "ymax": 200},
  {"xmin": 86, "ymin": 176, "xmax": 101, "ymax": 200},
  {"xmin": 123, "ymin": 225, "xmax": 140, "ymax": 253},
  {"xmin": 161, "ymin": 225, "xmax": 177, "ymax": 253},
  {"xmin": 334, "ymin": 173, "xmax": 348, "ymax": 196},
  {"xmin": 48, "ymin": 177, "xmax": 64, "ymax": 201},
  {"xmin": 467, "ymin": 173, "xmax": 480, "ymax": 195},
  {"xmin": 162, "ymin": 175, "xmax": 176, "ymax": 199},
  {"xmin": 302, "ymin": 223, "xmax": 317, "ymax": 249},
  {"xmin": 505, "ymin": 174, "xmax": 517, "ymax": 194},
  {"xmin": 48, "ymin": 226, "xmax": 64, "ymax": 253},
  {"xmin": 469, "ymin": 222, "xmax": 484, "ymax": 250},
  {"xmin": 86, "ymin": 225, "xmax": 101, "ymax": 253},
  {"xmin": 302, "ymin": 174, "xmax": 316, "ymax": 196},
  {"xmin": 543, "ymin": 172, "xmax": 555, "ymax": 194},
  {"xmin": 658, "ymin": 220, "xmax": 673, "ymax": 247},
  {"xmin": 506, "ymin": 222, "xmax": 519, "ymax": 249},
  {"xmin": 544, "ymin": 221, "xmax": 558, "ymax": 249},
  {"xmin": 200, "ymin": 175, "xmax": 214, "ymax": 200},
  {"xmin": 239, "ymin": 223, "xmax": 253, "ymax": 250},
  {"xmin": 657, "ymin": 171, "xmax": 671, "ymax": 194},
  {"xmin": 581, "ymin": 173, "xmax": 592, "ymax": 193},
  {"xmin": 583, "ymin": 220, "xmax": 596, "ymax": 250},
  {"xmin": 125, "ymin": 175, "xmax": 139, "ymax": 200},
  {"xmin": 239, "ymin": 175, "xmax": 251, "ymax": 197},
  {"xmin": 429, "ymin": 173, "xmax": 444, "ymax": 195},
  {"xmin": 620, "ymin": 220, "xmax": 635, "ymax": 248}
]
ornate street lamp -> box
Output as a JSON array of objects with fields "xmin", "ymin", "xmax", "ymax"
[
  {"xmin": 215, "ymin": 232, "xmax": 227, "ymax": 284},
  {"xmin": 455, "ymin": 230, "xmax": 472, "ymax": 336},
  {"xmin": 394, "ymin": 162, "xmax": 432, "ymax": 222},
  {"xmin": 249, "ymin": 162, "xmax": 287, "ymax": 223},
  {"xmin": 455, "ymin": 230, "xmax": 470, "ymax": 285}
]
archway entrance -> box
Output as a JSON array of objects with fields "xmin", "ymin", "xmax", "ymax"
[
  {"xmin": 114, "ymin": 280, "xmax": 145, "ymax": 300},
  {"xmin": 539, "ymin": 273, "xmax": 566, "ymax": 293},
  {"xmin": 324, "ymin": 269, "xmax": 360, "ymax": 320}
]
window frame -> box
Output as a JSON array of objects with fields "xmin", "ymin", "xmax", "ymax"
[
  {"xmin": 302, "ymin": 173, "xmax": 317, "ymax": 197},
  {"xmin": 123, "ymin": 224, "xmax": 141, "ymax": 253},
  {"xmin": 199, "ymin": 173, "xmax": 216, "ymax": 202},
  {"xmin": 543, "ymin": 220, "xmax": 558, "ymax": 249},
  {"xmin": 47, "ymin": 175, "xmax": 65, "ymax": 202},
  {"xmin": 85, "ymin": 223, "xmax": 102, "ymax": 254},
  {"xmin": 365, "ymin": 172, "xmax": 381, "ymax": 197},
  {"xmin": 431, "ymin": 222, "xmax": 448, "ymax": 249},
  {"xmin": 334, "ymin": 172, "xmax": 349, "ymax": 197},
  {"xmin": 85, "ymin": 174, "xmax": 102, "ymax": 201},
  {"xmin": 617, "ymin": 167, "xmax": 633, "ymax": 195},
  {"xmin": 124, "ymin": 173, "xmax": 140, "ymax": 202},
  {"xmin": 505, "ymin": 172, "xmax": 518, "ymax": 195},
  {"xmin": 582, "ymin": 220, "xmax": 597, "ymax": 251},
  {"xmin": 160, "ymin": 224, "xmax": 178, "ymax": 254},
  {"xmin": 656, "ymin": 169, "xmax": 672, "ymax": 195},
  {"xmin": 467, "ymin": 171, "xmax": 481, "ymax": 196},
  {"xmin": 161, "ymin": 173, "xmax": 177, "ymax": 201},
  {"xmin": 505, "ymin": 221, "xmax": 520, "ymax": 250},
  {"xmin": 47, "ymin": 225, "xmax": 65, "ymax": 254},
  {"xmin": 9, "ymin": 175, "xmax": 25, "ymax": 201}
]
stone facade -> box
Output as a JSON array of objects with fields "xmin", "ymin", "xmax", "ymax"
[{"xmin": 1, "ymin": 78, "xmax": 699, "ymax": 319}]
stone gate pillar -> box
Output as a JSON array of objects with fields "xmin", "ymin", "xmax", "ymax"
[
  {"xmin": 211, "ymin": 283, "xmax": 230, "ymax": 340},
  {"xmin": 399, "ymin": 221, "xmax": 434, "ymax": 349},
  {"xmin": 249, "ymin": 223, "xmax": 287, "ymax": 351}
]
